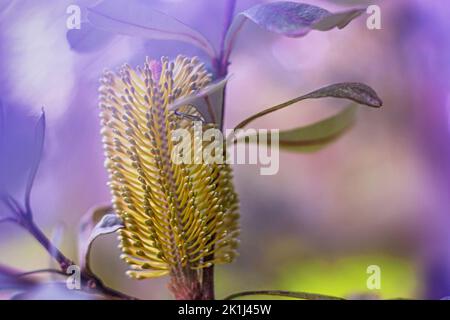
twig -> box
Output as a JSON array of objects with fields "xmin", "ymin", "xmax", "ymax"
[
  {"xmin": 18, "ymin": 214, "xmax": 136, "ymax": 300},
  {"xmin": 0, "ymin": 216, "xmax": 17, "ymax": 225},
  {"xmin": 0, "ymin": 193, "xmax": 23, "ymax": 216}
]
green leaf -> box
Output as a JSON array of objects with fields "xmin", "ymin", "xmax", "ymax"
[
  {"xmin": 278, "ymin": 104, "xmax": 356, "ymax": 152},
  {"xmin": 235, "ymin": 82, "xmax": 382, "ymax": 130},
  {"xmin": 236, "ymin": 105, "xmax": 357, "ymax": 153}
]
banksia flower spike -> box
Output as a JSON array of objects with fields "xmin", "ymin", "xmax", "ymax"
[{"xmin": 99, "ymin": 56, "xmax": 240, "ymax": 299}]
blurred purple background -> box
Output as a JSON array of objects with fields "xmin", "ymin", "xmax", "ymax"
[{"xmin": 1, "ymin": 0, "xmax": 449, "ymax": 299}]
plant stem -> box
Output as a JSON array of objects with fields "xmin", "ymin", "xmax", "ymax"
[
  {"xmin": 224, "ymin": 290, "xmax": 346, "ymax": 300},
  {"xmin": 218, "ymin": 0, "xmax": 237, "ymax": 77},
  {"xmin": 201, "ymin": 264, "xmax": 215, "ymax": 300},
  {"xmin": 169, "ymin": 268, "xmax": 205, "ymax": 300},
  {"xmin": 16, "ymin": 268, "xmax": 67, "ymax": 278},
  {"xmin": 23, "ymin": 219, "xmax": 73, "ymax": 272},
  {"xmin": 201, "ymin": 0, "xmax": 238, "ymax": 301}
]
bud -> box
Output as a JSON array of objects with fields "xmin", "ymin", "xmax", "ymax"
[{"xmin": 99, "ymin": 56, "xmax": 240, "ymax": 299}]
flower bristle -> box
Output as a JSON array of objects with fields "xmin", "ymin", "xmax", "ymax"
[{"xmin": 99, "ymin": 56, "xmax": 240, "ymax": 280}]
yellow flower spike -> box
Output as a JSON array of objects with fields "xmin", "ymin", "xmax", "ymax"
[{"xmin": 99, "ymin": 56, "xmax": 240, "ymax": 298}]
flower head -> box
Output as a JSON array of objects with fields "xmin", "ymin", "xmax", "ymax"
[{"xmin": 99, "ymin": 56, "xmax": 240, "ymax": 282}]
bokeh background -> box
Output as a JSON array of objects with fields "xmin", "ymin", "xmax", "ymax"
[{"xmin": 1, "ymin": 0, "xmax": 449, "ymax": 299}]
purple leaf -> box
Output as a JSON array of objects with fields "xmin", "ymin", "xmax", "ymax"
[
  {"xmin": 224, "ymin": 2, "xmax": 364, "ymax": 61},
  {"xmin": 1, "ymin": 115, "xmax": 19, "ymax": 218},
  {"xmin": 66, "ymin": 22, "xmax": 115, "ymax": 53},
  {"xmin": 312, "ymin": 9, "xmax": 364, "ymax": 31},
  {"xmin": 0, "ymin": 102, "xmax": 5, "ymax": 194},
  {"xmin": 24, "ymin": 110, "xmax": 45, "ymax": 216},
  {"xmin": 0, "ymin": 265, "xmax": 34, "ymax": 292},
  {"xmin": 301, "ymin": 82, "xmax": 383, "ymax": 108},
  {"xmin": 0, "ymin": 0, "xmax": 13, "ymax": 18},
  {"xmin": 235, "ymin": 82, "xmax": 382, "ymax": 130},
  {"xmin": 78, "ymin": 205, "xmax": 123, "ymax": 274},
  {"xmin": 11, "ymin": 283, "xmax": 98, "ymax": 300},
  {"xmin": 87, "ymin": 0, "xmax": 216, "ymax": 58},
  {"xmin": 170, "ymin": 77, "xmax": 229, "ymax": 129}
]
